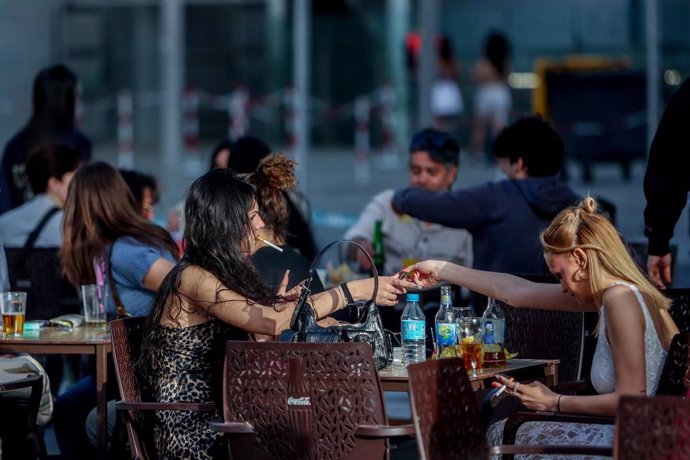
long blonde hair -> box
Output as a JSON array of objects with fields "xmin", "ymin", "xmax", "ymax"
[{"xmin": 540, "ymin": 197, "xmax": 670, "ymax": 313}]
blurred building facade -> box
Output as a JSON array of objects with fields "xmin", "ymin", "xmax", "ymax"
[{"xmin": 0, "ymin": 0, "xmax": 689, "ymax": 155}]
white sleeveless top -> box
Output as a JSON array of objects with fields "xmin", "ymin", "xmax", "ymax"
[{"xmin": 590, "ymin": 282, "xmax": 666, "ymax": 395}]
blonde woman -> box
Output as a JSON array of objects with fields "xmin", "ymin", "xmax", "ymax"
[{"xmin": 402, "ymin": 197, "xmax": 678, "ymax": 452}]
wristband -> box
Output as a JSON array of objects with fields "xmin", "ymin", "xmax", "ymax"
[
  {"xmin": 340, "ymin": 282, "xmax": 355, "ymax": 305},
  {"xmin": 556, "ymin": 394, "xmax": 563, "ymax": 413}
]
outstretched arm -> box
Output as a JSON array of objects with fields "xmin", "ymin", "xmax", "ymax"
[
  {"xmin": 183, "ymin": 266, "xmax": 413, "ymax": 336},
  {"xmin": 402, "ymin": 260, "xmax": 593, "ymax": 311}
]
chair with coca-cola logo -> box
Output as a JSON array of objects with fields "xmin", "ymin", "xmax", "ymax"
[{"xmin": 211, "ymin": 341, "xmax": 415, "ymax": 459}]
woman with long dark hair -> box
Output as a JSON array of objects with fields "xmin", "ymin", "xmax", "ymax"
[
  {"xmin": 140, "ymin": 168, "xmax": 411, "ymax": 459},
  {"xmin": 0, "ymin": 64, "xmax": 92, "ymax": 212}
]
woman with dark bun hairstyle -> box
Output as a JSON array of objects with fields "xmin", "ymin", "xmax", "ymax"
[{"xmin": 402, "ymin": 197, "xmax": 678, "ymax": 452}]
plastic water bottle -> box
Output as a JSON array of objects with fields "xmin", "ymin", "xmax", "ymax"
[
  {"xmin": 435, "ymin": 286, "xmax": 457, "ymax": 356},
  {"xmin": 401, "ymin": 293, "xmax": 426, "ymax": 366},
  {"xmin": 482, "ymin": 297, "xmax": 506, "ymax": 367}
]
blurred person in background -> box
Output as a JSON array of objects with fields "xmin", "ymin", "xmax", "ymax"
[
  {"xmin": 0, "ymin": 64, "xmax": 92, "ymax": 213},
  {"xmin": 470, "ymin": 31, "xmax": 512, "ymax": 161},
  {"xmin": 644, "ymin": 77, "xmax": 690, "ymax": 288},
  {"xmin": 120, "ymin": 169, "xmax": 160, "ymax": 222},
  {"xmin": 209, "ymin": 139, "xmax": 232, "ymax": 170},
  {"xmin": 393, "ymin": 117, "xmax": 579, "ymax": 276},
  {"xmin": 431, "ymin": 35, "xmax": 464, "ymax": 134},
  {"xmin": 0, "ymin": 143, "xmax": 81, "ymax": 247},
  {"xmin": 345, "ymin": 128, "xmax": 472, "ymax": 276}
]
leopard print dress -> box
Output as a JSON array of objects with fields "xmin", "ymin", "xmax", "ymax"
[{"xmin": 148, "ymin": 318, "xmax": 229, "ymax": 459}]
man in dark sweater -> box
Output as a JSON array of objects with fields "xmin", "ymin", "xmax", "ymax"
[
  {"xmin": 393, "ymin": 116, "xmax": 580, "ymax": 274},
  {"xmin": 644, "ymin": 77, "xmax": 690, "ymax": 288}
]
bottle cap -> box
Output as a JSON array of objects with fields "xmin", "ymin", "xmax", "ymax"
[{"xmin": 406, "ymin": 293, "xmax": 420, "ymax": 301}]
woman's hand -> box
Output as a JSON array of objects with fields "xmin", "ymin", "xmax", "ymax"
[
  {"xmin": 347, "ymin": 276, "xmax": 413, "ymax": 306},
  {"xmin": 276, "ymin": 270, "xmax": 303, "ymax": 301},
  {"xmin": 496, "ymin": 375, "xmax": 559, "ymax": 412},
  {"xmin": 399, "ymin": 260, "xmax": 448, "ymax": 289}
]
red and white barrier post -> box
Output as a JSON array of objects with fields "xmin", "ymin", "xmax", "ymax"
[
  {"xmin": 354, "ymin": 95, "xmax": 371, "ymax": 185},
  {"xmin": 228, "ymin": 86, "xmax": 250, "ymax": 140},
  {"xmin": 183, "ymin": 87, "xmax": 200, "ymax": 159},
  {"xmin": 117, "ymin": 89, "xmax": 134, "ymax": 168}
]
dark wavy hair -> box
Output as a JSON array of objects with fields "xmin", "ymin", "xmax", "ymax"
[
  {"xmin": 145, "ymin": 168, "xmax": 276, "ymax": 328},
  {"xmin": 61, "ymin": 162, "xmax": 178, "ymax": 286}
]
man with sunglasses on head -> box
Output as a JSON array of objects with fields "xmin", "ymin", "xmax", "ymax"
[
  {"xmin": 393, "ymin": 117, "xmax": 579, "ymax": 276},
  {"xmin": 345, "ymin": 128, "xmax": 473, "ymax": 276}
]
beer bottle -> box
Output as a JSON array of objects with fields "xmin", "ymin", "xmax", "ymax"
[{"xmin": 372, "ymin": 220, "xmax": 385, "ymax": 274}]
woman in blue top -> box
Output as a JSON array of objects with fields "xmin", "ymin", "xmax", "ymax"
[
  {"xmin": 54, "ymin": 161, "xmax": 178, "ymax": 458},
  {"xmin": 61, "ymin": 161, "xmax": 178, "ymax": 317}
]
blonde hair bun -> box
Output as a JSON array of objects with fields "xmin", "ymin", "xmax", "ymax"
[{"xmin": 579, "ymin": 196, "xmax": 598, "ymax": 215}]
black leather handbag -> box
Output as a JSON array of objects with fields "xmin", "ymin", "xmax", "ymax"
[{"xmin": 287, "ymin": 240, "xmax": 394, "ymax": 370}]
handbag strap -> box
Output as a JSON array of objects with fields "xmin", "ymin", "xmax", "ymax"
[
  {"xmin": 303, "ymin": 239, "xmax": 378, "ymax": 301},
  {"xmin": 107, "ymin": 245, "xmax": 130, "ymax": 319},
  {"xmin": 24, "ymin": 207, "xmax": 60, "ymax": 249}
]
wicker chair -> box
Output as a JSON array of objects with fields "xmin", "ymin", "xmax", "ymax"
[
  {"xmin": 616, "ymin": 395, "xmax": 690, "ymax": 458},
  {"xmin": 406, "ymin": 358, "xmax": 611, "ymax": 459},
  {"xmin": 665, "ymin": 288, "xmax": 690, "ymax": 334},
  {"xmin": 110, "ymin": 317, "xmax": 215, "ymax": 460},
  {"xmin": 211, "ymin": 341, "xmax": 414, "ymax": 460}
]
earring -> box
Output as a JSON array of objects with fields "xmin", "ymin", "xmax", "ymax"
[{"xmin": 575, "ymin": 268, "xmax": 588, "ymax": 281}]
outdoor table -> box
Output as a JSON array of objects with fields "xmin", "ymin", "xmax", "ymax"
[
  {"xmin": 378, "ymin": 358, "xmax": 560, "ymax": 392},
  {"xmin": 0, "ymin": 326, "xmax": 112, "ymax": 456}
]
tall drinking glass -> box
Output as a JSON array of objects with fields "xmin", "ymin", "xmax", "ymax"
[
  {"xmin": 459, "ymin": 317, "xmax": 483, "ymax": 372},
  {"xmin": 81, "ymin": 284, "xmax": 109, "ymax": 326},
  {"xmin": 1, "ymin": 292, "xmax": 27, "ymax": 336}
]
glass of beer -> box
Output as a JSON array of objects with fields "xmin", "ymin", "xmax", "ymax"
[
  {"xmin": 459, "ymin": 317, "xmax": 483, "ymax": 373},
  {"xmin": 1, "ymin": 292, "xmax": 28, "ymax": 336}
]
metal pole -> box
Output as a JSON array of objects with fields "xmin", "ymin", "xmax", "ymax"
[
  {"xmin": 645, "ymin": 0, "xmax": 660, "ymax": 153},
  {"xmin": 293, "ymin": 0, "xmax": 310, "ymax": 193},
  {"xmin": 160, "ymin": 0, "xmax": 185, "ymax": 172},
  {"xmin": 417, "ymin": 0, "xmax": 438, "ymax": 129}
]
